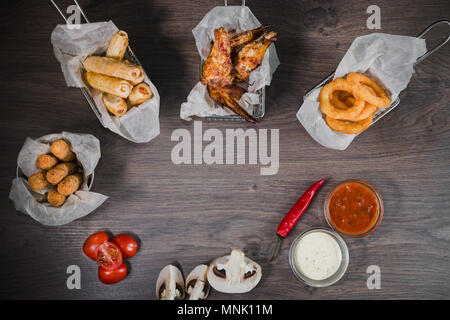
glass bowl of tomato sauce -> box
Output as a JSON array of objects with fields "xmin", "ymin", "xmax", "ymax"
[{"xmin": 324, "ymin": 180, "xmax": 383, "ymax": 238}]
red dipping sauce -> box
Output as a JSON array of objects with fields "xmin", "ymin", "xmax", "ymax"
[{"xmin": 325, "ymin": 180, "xmax": 383, "ymax": 237}]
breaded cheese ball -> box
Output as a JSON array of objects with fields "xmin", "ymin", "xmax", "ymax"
[
  {"xmin": 57, "ymin": 173, "xmax": 82, "ymax": 196},
  {"xmin": 47, "ymin": 190, "xmax": 67, "ymax": 207},
  {"xmin": 28, "ymin": 172, "xmax": 48, "ymax": 191},
  {"xmin": 46, "ymin": 162, "xmax": 78, "ymax": 185},
  {"xmin": 50, "ymin": 140, "xmax": 76, "ymax": 162},
  {"xmin": 36, "ymin": 154, "xmax": 58, "ymax": 170}
]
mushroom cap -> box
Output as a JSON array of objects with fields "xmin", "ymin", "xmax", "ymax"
[
  {"xmin": 207, "ymin": 249, "xmax": 262, "ymax": 294},
  {"xmin": 186, "ymin": 264, "xmax": 210, "ymax": 300},
  {"xmin": 156, "ymin": 265, "xmax": 185, "ymax": 300}
]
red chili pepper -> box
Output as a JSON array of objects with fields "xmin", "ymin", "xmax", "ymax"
[{"xmin": 276, "ymin": 179, "xmax": 326, "ymax": 238}]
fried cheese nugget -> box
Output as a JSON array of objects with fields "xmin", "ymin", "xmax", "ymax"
[
  {"xmin": 36, "ymin": 154, "xmax": 58, "ymax": 170},
  {"xmin": 102, "ymin": 93, "xmax": 128, "ymax": 116},
  {"xmin": 83, "ymin": 56, "xmax": 144, "ymax": 85},
  {"xmin": 46, "ymin": 162, "xmax": 78, "ymax": 185},
  {"xmin": 28, "ymin": 172, "xmax": 48, "ymax": 191},
  {"xmin": 106, "ymin": 31, "xmax": 129, "ymax": 60},
  {"xmin": 127, "ymin": 83, "xmax": 153, "ymax": 106},
  {"xmin": 47, "ymin": 190, "xmax": 66, "ymax": 207},
  {"xmin": 85, "ymin": 72, "xmax": 132, "ymax": 98},
  {"xmin": 57, "ymin": 173, "xmax": 83, "ymax": 196},
  {"xmin": 50, "ymin": 140, "xmax": 76, "ymax": 162}
]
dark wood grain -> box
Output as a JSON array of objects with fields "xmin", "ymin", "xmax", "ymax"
[{"xmin": 0, "ymin": 0, "xmax": 449, "ymax": 300}]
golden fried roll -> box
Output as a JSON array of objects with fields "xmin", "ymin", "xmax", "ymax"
[
  {"xmin": 46, "ymin": 162, "xmax": 78, "ymax": 185},
  {"xmin": 50, "ymin": 139, "xmax": 76, "ymax": 162},
  {"xmin": 36, "ymin": 154, "xmax": 58, "ymax": 170},
  {"xmin": 47, "ymin": 190, "xmax": 66, "ymax": 207},
  {"xmin": 85, "ymin": 72, "xmax": 132, "ymax": 98},
  {"xmin": 83, "ymin": 56, "xmax": 144, "ymax": 85},
  {"xmin": 106, "ymin": 31, "xmax": 129, "ymax": 60},
  {"xmin": 102, "ymin": 93, "xmax": 128, "ymax": 116},
  {"xmin": 57, "ymin": 173, "xmax": 83, "ymax": 196},
  {"xmin": 127, "ymin": 83, "xmax": 153, "ymax": 106},
  {"xmin": 28, "ymin": 172, "xmax": 48, "ymax": 191}
]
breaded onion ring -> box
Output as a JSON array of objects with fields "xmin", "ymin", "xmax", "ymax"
[
  {"xmin": 331, "ymin": 91, "xmax": 353, "ymax": 110},
  {"xmin": 320, "ymin": 79, "xmax": 366, "ymax": 120},
  {"xmin": 352, "ymin": 103, "xmax": 378, "ymax": 122},
  {"xmin": 325, "ymin": 114, "xmax": 373, "ymax": 134},
  {"xmin": 338, "ymin": 91, "xmax": 355, "ymax": 107},
  {"xmin": 346, "ymin": 73, "xmax": 390, "ymax": 109}
]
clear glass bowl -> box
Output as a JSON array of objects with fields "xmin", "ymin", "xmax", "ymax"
[
  {"xmin": 324, "ymin": 179, "xmax": 383, "ymax": 238},
  {"xmin": 289, "ymin": 228, "xmax": 349, "ymax": 288}
]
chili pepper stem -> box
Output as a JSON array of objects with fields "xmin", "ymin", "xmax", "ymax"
[{"xmin": 269, "ymin": 235, "xmax": 283, "ymax": 262}]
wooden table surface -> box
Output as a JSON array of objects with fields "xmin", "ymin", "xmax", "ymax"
[{"xmin": 0, "ymin": 0, "xmax": 449, "ymax": 300}]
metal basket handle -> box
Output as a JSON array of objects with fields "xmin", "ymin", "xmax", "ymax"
[
  {"xmin": 224, "ymin": 0, "xmax": 246, "ymax": 6},
  {"xmin": 50, "ymin": 0, "xmax": 104, "ymax": 122},
  {"xmin": 415, "ymin": 19, "xmax": 450, "ymax": 65}
]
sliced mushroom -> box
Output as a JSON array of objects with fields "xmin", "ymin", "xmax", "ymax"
[
  {"xmin": 156, "ymin": 265, "xmax": 185, "ymax": 300},
  {"xmin": 185, "ymin": 265, "xmax": 210, "ymax": 300},
  {"xmin": 207, "ymin": 249, "xmax": 262, "ymax": 294}
]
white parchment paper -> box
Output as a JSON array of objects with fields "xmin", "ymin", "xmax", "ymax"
[
  {"xmin": 180, "ymin": 5, "xmax": 280, "ymax": 121},
  {"xmin": 51, "ymin": 21, "xmax": 160, "ymax": 143},
  {"xmin": 297, "ymin": 33, "xmax": 427, "ymax": 150},
  {"xmin": 9, "ymin": 132, "xmax": 108, "ymax": 226}
]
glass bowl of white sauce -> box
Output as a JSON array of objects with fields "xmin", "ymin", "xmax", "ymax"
[{"xmin": 289, "ymin": 228, "xmax": 349, "ymax": 287}]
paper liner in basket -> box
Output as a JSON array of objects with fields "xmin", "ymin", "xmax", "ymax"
[
  {"xmin": 180, "ymin": 5, "xmax": 280, "ymax": 121},
  {"xmin": 51, "ymin": 21, "xmax": 160, "ymax": 143},
  {"xmin": 297, "ymin": 33, "xmax": 427, "ymax": 150},
  {"xmin": 9, "ymin": 132, "xmax": 108, "ymax": 226}
]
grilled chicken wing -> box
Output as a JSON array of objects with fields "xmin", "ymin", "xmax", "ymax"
[
  {"xmin": 233, "ymin": 31, "xmax": 277, "ymax": 82},
  {"xmin": 208, "ymin": 85, "xmax": 258, "ymax": 124},
  {"xmin": 230, "ymin": 24, "xmax": 271, "ymax": 51},
  {"xmin": 201, "ymin": 27, "xmax": 234, "ymax": 88}
]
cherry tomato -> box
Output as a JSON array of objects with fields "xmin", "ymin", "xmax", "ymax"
[
  {"xmin": 98, "ymin": 263, "xmax": 127, "ymax": 285},
  {"xmin": 95, "ymin": 242, "xmax": 123, "ymax": 271},
  {"xmin": 83, "ymin": 232, "xmax": 109, "ymax": 260},
  {"xmin": 112, "ymin": 234, "xmax": 138, "ymax": 259}
]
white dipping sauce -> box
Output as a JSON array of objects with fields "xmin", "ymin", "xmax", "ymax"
[{"xmin": 294, "ymin": 231, "xmax": 342, "ymax": 281}]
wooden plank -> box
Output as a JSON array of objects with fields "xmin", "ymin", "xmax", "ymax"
[{"xmin": 0, "ymin": 0, "xmax": 449, "ymax": 299}]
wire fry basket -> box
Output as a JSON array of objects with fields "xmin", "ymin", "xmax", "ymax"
[
  {"xmin": 51, "ymin": 0, "xmax": 148, "ymax": 124},
  {"xmin": 202, "ymin": 0, "xmax": 266, "ymax": 122},
  {"xmin": 305, "ymin": 19, "xmax": 450, "ymax": 129}
]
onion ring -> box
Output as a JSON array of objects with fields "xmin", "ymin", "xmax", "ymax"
[
  {"xmin": 320, "ymin": 79, "xmax": 366, "ymax": 120},
  {"xmin": 325, "ymin": 114, "xmax": 374, "ymax": 134},
  {"xmin": 352, "ymin": 103, "xmax": 377, "ymax": 121},
  {"xmin": 346, "ymin": 73, "xmax": 391, "ymax": 109},
  {"xmin": 339, "ymin": 91, "xmax": 355, "ymax": 107},
  {"xmin": 331, "ymin": 91, "xmax": 352, "ymax": 110},
  {"xmin": 349, "ymin": 85, "xmax": 378, "ymax": 121}
]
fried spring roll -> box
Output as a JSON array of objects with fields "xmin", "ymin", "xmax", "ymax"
[
  {"xmin": 102, "ymin": 93, "xmax": 128, "ymax": 116},
  {"xmin": 57, "ymin": 173, "xmax": 83, "ymax": 196},
  {"xmin": 46, "ymin": 162, "xmax": 78, "ymax": 185},
  {"xmin": 28, "ymin": 172, "xmax": 48, "ymax": 191},
  {"xmin": 127, "ymin": 83, "xmax": 153, "ymax": 106},
  {"xmin": 47, "ymin": 190, "xmax": 66, "ymax": 207},
  {"xmin": 50, "ymin": 140, "xmax": 76, "ymax": 162},
  {"xmin": 106, "ymin": 31, "xmax": 129, "ymax": 60},
  {"xmin": 36, "ymin": 154, "xmax": 58, "ymax": 170},
  {"xmin": 85, "ymin": 72, "xmax": 132, "ymax": 98},
  {"xmin": 83, "ymin": 56, "xmax": 144, "ymax": 85}
]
